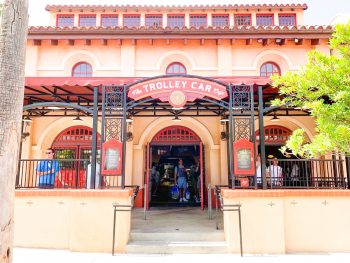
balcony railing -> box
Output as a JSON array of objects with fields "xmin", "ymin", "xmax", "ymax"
[
  {"xmin": 261, "ymin": 159, "xmax": 348, "ymax": 189},
  {"xmin": 16, "ymin": 159, "xmax": 124, "ymax": 189}
]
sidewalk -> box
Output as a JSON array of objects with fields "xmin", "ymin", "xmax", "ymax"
[{"xmin": 13, "ymin": 248, "xmax": 350, "ymax": 263}]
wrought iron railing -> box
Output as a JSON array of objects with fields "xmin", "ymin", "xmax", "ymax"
[
  {"xmin": 16, "ymin": 159, "xmax": 123, "ymax": 189},
  {"xmin": 261, "ymin": 159, "xmax": 348, "ymax": 189}
]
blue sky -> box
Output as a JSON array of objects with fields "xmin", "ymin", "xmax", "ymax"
[{"xmin": 28, "ymin": 0, "xmax": 350, "ymax": 25}]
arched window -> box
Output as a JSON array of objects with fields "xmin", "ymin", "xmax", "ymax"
[
  {"xmin": 166, "ymin": 62, "xmax": 187, "ymax": 75},
  {"xmin": 255, "ymin": 126, "xmax": 292, "ymax": 144},
  {"xmin": 72, "ymin": 62, "xmax": 93, "ymax": 77},
  {"xmin": 260, "ymin": 62, "xmax": 280, "ymax": 77}
]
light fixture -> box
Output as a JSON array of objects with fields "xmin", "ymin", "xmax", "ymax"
[
  {"xmin": 294, "ymin": 38, "xmax": 300, "ymax": 44},
  {"xmin": 22, "ymin": 114, "xmax": 32, "ymax": 123},
  {"xmin": 126, "ymin": 115, "xmax": 134, "ymax": 123},
  {"xmin": 220, "ymin": 115, "xmax": 229, "ymax": 122},
  {"xmin": 172, "ymin": 106, "xmax": 184, "ymax": 110},
  {"xmin": 270, "ymin": 112, "xmax": 280, "ymax": 122},
  {"xmin": 172, "ymin": 115, "xmax": 181, "ymax": 122},
  {"xmin": 73, "ymin": 111, "xmax": 83, "ymax": 122},
  {"xmin": 275, "ymin": 38, "xmax": 282, "ymax": 44}
]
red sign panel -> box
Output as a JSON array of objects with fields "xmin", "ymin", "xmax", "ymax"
[
  {"xmin": 240, "ymin": 178, "xmax": 250, "ymax": 187},
  {"xmin": 128, "ymin": 77, "xmax": 228, "ymax": 107},
  {"xmin": 233, "ymin": 138, "xmax": 255, "ymax": 176},
  {"xmin": 101, "ymin": 139, "xmax": 122, "ymax": 175}
]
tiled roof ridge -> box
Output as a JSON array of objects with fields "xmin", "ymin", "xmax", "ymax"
[
  {"xmin": 46, "ymin": 3, "xmax": 308, "ymax": 11},
  {"xmin": 28, "ymin": 25, "xmax": 334, "ymax": 31}
]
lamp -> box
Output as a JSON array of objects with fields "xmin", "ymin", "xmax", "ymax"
[
  {"xmin": 172, "ymin": 111, "xmax": 181, "ymax": 122},
  {"xmin": 270, "ymin": 112, "xmax": 280, "ymax": 122},
  {"xmin": 22, "ymin": 114, "xmax": 32, "ymax": 123},
  {"xmin": 220, "ymin": 115, "xmax": 229, "ymax": 122},
  {"xmin": 73, "ymin": 111, "xmax": 83, "ymax": 122},
  {"xmin": 126, "ymin": 115, "xmax": 134, "ymax": 123}
]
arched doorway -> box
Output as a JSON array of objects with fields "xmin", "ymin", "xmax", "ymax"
[
  {"xmin": 146, "ymin": 125, "xmax": 204, "ymax": 209},
  {"xmin": 52, "ymin": 126, "xmax": 101, "ymax": 188},
  {"xmin": 255, "ymin": 125, "xmax": 292, "ymax": 159}
]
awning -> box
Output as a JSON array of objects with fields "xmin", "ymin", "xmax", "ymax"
[{"xmin": 25, "ymin": 76, "xmax": 271, "ymax": 87}]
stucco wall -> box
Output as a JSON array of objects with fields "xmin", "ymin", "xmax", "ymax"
[
  {"xmin": 14, "ymin": 189, "xmax": 133, "ymax": 253},
  {"xmin": 222, "ymin": 190, "xmax": 350, "ymax": 254}
]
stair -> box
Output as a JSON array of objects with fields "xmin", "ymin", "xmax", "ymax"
[{"xmin": 126, "ymin": 208, "xmax": 228, "ymax": 254}]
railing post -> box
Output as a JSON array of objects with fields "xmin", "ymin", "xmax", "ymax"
[
  {"xmin": 346, "ymin": 156, "xmax": 350, "ymax": 189},
  {"xmin": 258, "ymin": 86, "xmax": 267, "ymax": 189},
  {"xmin": 143, "ymin": 183, "xmax": 147, "ymax": 220},
  {"xmin": 112, "ymin": 203, "xmax": 117, "ymax": 256},
  {"xmin": 91, "ymin": 87, "xmax": 98, "ymax": 189},
  {"xmin": 208, "ymin": 184, "xmax": 212, "ymax": 220}
]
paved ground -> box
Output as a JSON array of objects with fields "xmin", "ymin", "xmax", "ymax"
[{"xmin": 13, "ymin": 248, "xmax": 350, "ymax": 263}]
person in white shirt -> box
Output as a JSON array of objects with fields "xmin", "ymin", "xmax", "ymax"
[
  {"xmin": 86, "ymin": 155, "xmax": 101, "ymax": 189},
  {"xmin": 256, "ymin": 154, "xmax": 262, "ymax": 187},
  {"xmin": 266, "ymin": 158, "xmax": 283, "ymax": 186}
]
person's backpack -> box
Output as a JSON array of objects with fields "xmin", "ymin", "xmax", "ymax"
[{"xmin": 170, "ymin": 185, "xmax": 179, "ymax": 200}]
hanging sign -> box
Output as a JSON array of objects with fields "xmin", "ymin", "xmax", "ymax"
[
  {"xmin": 128, "ymin": 77, "xmax": 228, "ymax": 108},
  {"xmin": 101, "ymin": 139, "xmax": 122, "ymax": 175},
  {"xmin": 233, "ymin": 138, "xmax": 255, "ymax": 176}
]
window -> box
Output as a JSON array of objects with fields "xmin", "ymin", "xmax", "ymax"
[
  {"xmin": 145, "ymin": 15, "xmax": 163, "ymax": 27},
  {"xmin": 190, "ymin": 15, "xmax": 207, "ymax": 27},
  {"xmin": 167, "ymin": 15, "xmax": 185, "ymax": 28},
  {"xmin": 101, "ymin": 15, "xmax": 118, "ymax": 27},
  {"xmin": 260, "ymin": 62, "xmax": 280, "ymax": 77},
  {"xmin": 256, "ymin": 14, "xmax": 274, "ymax": 26},
  {"xmin": 57, "ymin": 15, "xmax": 74, "ymax": 27},
  {"xmin": 166, "ymin": 62, "xmax": 186, "ymax": 75},
  {"xmin": 279, "ymin": 14, "xmax": 296, "ymax": 26},
  {"xmin": 234, "ymin": 14, "xmax": 251, "ymax": 26},
  {"xmin": 72, "ymin": 62, "xmax": 93, "ymax": 77},
  {"xmin": 212, "ymin": 15, "xmax": 229, "ymax": 27},
  {"xmin": 123, "ymin": 15, "xmax": 140, "ymax": 27},
  {"xmin": 79, "ymin": 15, "xmax": 96, "ymax": 27}
]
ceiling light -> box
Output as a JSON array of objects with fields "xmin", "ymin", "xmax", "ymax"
[
  {"xmin": 270, "ymin": 113, "xmax": 280, "ymax": 122},
  {"xmin": 126, "ymin": 116, "xmax": 134, "ymax": 123},
  {"xmin": 172, "ymin": 115, "xmax": 181, "ymax": 122},
  {"xmin": 47, "ymin": 106, "xmax": 60, "ymax": 110}
]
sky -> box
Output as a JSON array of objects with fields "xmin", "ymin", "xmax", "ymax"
[{"xmin": 26, "ymin": 0, "xmax": 350, "ymax": 26}]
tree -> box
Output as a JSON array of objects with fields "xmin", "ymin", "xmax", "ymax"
[
  {"xmin": 0, "ymin": 1, "xmax": 28, "ymax": 263},
  {"xmin": 272, "ymin": 22, "xmax": 350, "ymax": 158}
]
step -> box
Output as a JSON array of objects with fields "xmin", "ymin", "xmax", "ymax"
[
  {"xmin": 130, "ymin": 231, "xmax": 225, "ymax": 242},
  {"xmin": 126, "ymin": 240, "xmax": 229, "ymax": 254}
]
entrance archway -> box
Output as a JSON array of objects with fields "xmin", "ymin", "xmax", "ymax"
[{"xmin": 146, "ymin": 126, "xmax": 204, "ymax": 209}]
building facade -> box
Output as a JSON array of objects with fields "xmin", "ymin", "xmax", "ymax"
[{"xmin": 14, "ymin": 3, "xmax": 350, "ymax": 254}]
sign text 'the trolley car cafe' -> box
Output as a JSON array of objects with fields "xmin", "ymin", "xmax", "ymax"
[{"xmin": 128, "ymin": 77, "xmax": 228, "ymax": 108}]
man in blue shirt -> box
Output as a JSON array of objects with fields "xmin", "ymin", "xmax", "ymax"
[{"xmin": 36, "ymin": 148, "xmax": 60, "ymax": 189}]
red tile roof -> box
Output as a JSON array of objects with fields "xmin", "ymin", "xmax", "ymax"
[
  {"xmin": 46, "ymin": 3, "xmax": 308, "ymax": 12},
  {"xmin": 27, "ymin": 25, "xmax": 333, "ymax": 38}
]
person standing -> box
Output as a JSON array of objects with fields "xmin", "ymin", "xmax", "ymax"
[
  {"xmin": 174, "ymin": 159, "xmax": 188, "ymax": 202},
  {"xmin": 36, "ymin": 148, "xmax": 60, "ymax": 189},
  {"xmin": 266, "ymin": 157, "xmax": 283, "ymax": 186},
  {"xmin": 256, "ymin": 154, "xmax": 262, "ymax": 187},
  {"xmin": 86, "ymin": 155, "xmax": 101, "ymax": 189}
]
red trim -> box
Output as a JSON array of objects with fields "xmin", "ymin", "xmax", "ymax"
[
  {"xmin": 256, "ymin": 13, "xmax": 274, "ymax": 26},
  {"xmin": 78, "ymin": 14, "xmax": 97, "ymax": 27},
  {"xmin": 56, "ymin": 14, "xmax": 74, "ymax": 27},
  {"xmin": 278, "ymin": 13, "xmax": 297, "ymax": 26},
  {"xmin": 255, "ymin": 125, "xmax": 292, "ymax": 143},
  {"xmin": 101, "ymin": 139, "xmax": 123, "ymax": 175},
  {"xmin": 146, "ymin": 142, "xmax": 150, "ymax": 209},
  {"xmin": 200, "ymin": 142, "xmax": 204, "ymax": 209},
  {"xmin": 233, "ymin": 138, "xmax": 255, "ymax": 176},
  {"xmin": 151, "ymin": 126, "xmax": 200, "ymax": 143},
  {"xmin": 100, "ymin": 14, "xmax": 118, "ymax": 27}
]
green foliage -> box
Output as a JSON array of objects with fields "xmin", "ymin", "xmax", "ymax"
[{"xmin": 272, "ymin": 22, "xmax": 350, "ymax": 157}]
